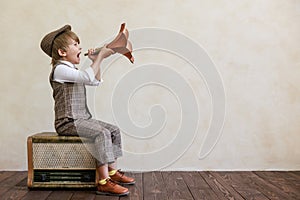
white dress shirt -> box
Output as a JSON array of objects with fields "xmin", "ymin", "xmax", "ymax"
[{"xmin": 53, "ymin": 60, "xmax": 101, "ymax": 86}]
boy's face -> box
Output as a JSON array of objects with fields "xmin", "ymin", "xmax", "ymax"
[{"xmin": 61, "ymin": 38, "xmax": 82, "ymax": 64}]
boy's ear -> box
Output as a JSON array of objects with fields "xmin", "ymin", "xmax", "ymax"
[{"xmin": 58, "ymin": 49, "xmax": 67, "ymax": 57}]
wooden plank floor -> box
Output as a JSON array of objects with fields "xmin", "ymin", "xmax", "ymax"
[{"xmin": 0, "ymin": 171, "xmax": 299, "ymax": 200}]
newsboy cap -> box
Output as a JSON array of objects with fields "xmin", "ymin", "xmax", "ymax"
[{"xmin": 40, "ymin": 25, "xmax": 71, "ymax": 57}]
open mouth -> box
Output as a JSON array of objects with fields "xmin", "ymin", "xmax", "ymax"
[{"xmin": 77, "ymin": 52, "xmax": 81, "ymax": 58}]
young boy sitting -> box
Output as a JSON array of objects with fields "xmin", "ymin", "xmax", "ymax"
[{"xmin": 40, "ymin": 24, "xmax": 135, "ymax": 196}]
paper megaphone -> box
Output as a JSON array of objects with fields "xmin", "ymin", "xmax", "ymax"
[{"xmin": 84, "ymin": 23, "xmax": 134, "ymax": 63}]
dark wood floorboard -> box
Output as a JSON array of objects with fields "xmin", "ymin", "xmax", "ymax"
[
  {"xmin": 46, "ymin": 190, "xmax": 74, "ymax": 200},
  {"xmin": 162, "ymin": 171, "xmax": 194, "ymax": 200},
  {"xmin": 71, "ymin": 190, "xmax": 95, "ymax": 200},
  {"xmin": 210, "ymin": 171, "xmax": 269, "ymax": 200},
  {"xmin": 0, "ymin": 171, "xmax": 298, "ymax": 200},
  {"xmin": 238, "ymin": 171, "xmax": 291, "ymax": 200},
  {"xmin": 122, "ymin": 172, "xmax": 143, "ymax": 200},
  {"xmin": 0, "ymin": 171, "xmax": 28, "ymax": 200},
  {"xmin": 254, "ymin": 171, "xmax": 300, "ymax": 199},
  {"xmin": 181, "ymin": 172, "xmax": 219, "ymax": 200},
  {"xmin": 143, "ymin": 172, "xmax": 168, "ymax": 200},
  {"xmin": 200, "ymin": 171, "xmax": 243, "ymax": 200}
]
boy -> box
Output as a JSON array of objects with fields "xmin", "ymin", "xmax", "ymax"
[{"xmin": 40, "ymin": 25, "xmax": 135, "ymax": 196}]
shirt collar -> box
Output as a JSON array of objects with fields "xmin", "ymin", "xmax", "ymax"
[{"xmin": 59, "ymin": 60, "xmax": 76, "ymax": 69}]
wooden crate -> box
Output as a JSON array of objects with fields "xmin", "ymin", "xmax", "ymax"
[{"xmin": 27, "ymin": 132, "xmax": 98, "ymax": 188}]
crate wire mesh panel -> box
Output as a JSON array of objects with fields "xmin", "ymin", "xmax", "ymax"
[{"xmin": 27, "ymin": 132, "xmax": 98, "ymax": 188}]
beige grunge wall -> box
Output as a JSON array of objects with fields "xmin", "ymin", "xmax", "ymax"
[{"xmin": 0, "ymin": 0, "xmax": 299, "ymax": 170}]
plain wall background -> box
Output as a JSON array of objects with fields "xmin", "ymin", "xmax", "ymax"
[{"xmin": 0, "ymin": 0, "xmax": 299, "ymax": 171}]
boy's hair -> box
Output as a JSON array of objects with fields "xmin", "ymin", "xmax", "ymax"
[{"xmin": 51, "ymin": 30, "xmax": 80, "ymax": 66}]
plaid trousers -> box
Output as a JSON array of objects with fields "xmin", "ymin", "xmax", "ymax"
[{"xmin": 56, "ymin": 118, "xmax": 123, "ymax": 166}]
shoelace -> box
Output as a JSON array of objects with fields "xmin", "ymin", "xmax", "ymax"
[
  {"xmin": 107, "ymin": 178, "xmax": 117, "ymax": 186},
  {"xmin": 115, "ymin": 170, "xmax": 126, "ymax": 179}
]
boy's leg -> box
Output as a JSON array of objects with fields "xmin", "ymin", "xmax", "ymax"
[
  {"xmin": 74, "ymin": 119, "xmax": 134, "ymax": 187},
  {"xmin": 74, "ymin": 119, "xmax": 119, "ymax": 164},
  {"xmin": 96, "ymin": 120, "xmax": 123, "ymax": 159},
  {"xmin": 97, "ymin": 164, "xmax": 109, "ymax": 180}
]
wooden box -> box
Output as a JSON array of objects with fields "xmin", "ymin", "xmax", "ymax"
[{"xmin": 27, "ymin": 132, "xmax": 98, "ymax": 188}]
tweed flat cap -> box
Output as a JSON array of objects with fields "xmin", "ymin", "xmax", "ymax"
[{"xmin": 40, "ymin": 25, "xmax": 71, "ymax": 57}]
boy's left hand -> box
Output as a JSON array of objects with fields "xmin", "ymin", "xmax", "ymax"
[
  {"xmin": 88, "ymin": 45, "xmax": 115, "ymax": 62},
  {"xmin": 98, "ymin": 45, "xmax": 115, "ymax": 59}
]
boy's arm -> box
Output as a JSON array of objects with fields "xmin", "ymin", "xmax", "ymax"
[{"xmin": 88, "ymin": 45, "xmax": 115, "ymax": 81}]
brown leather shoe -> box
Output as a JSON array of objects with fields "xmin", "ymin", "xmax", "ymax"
[
  {"xmin": 96, "ymin": 178, "xmax": 129, "ymax": 196},
  {"xmin": 110, "ymin": 170, "xmax": 136, "ymax": 185}
]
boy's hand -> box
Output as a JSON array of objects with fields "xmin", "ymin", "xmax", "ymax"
[
  {"xmin": 87, "ymin": 48, "xmax": 98, "ymax": 61},
  {"xmin": 99, "ymin": 45, "xmax": 115, "ymax": 59},
  {"xmin": 88, "ymin": 45, "xmax": 115, "ymax": 62}
]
